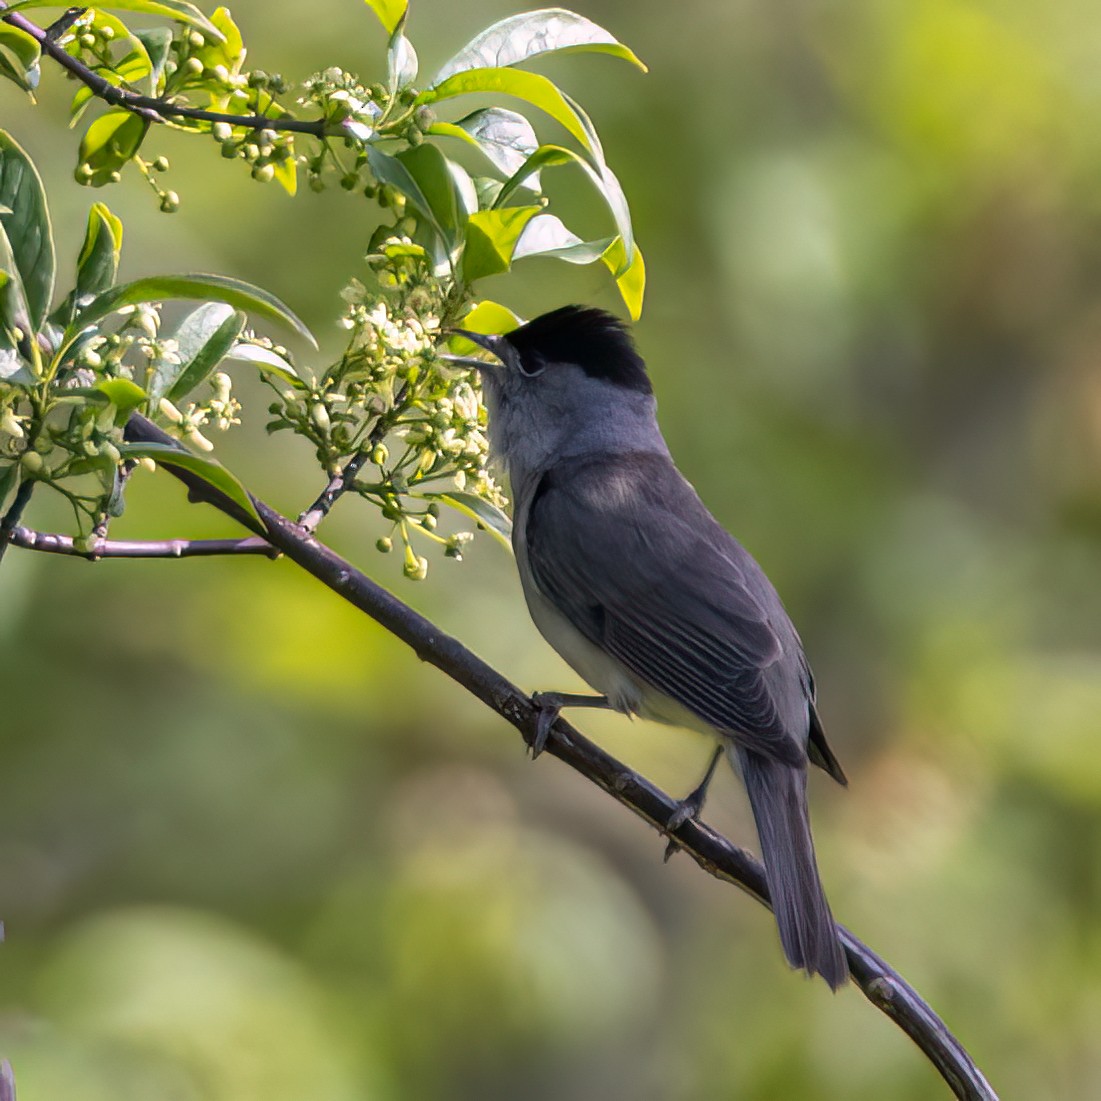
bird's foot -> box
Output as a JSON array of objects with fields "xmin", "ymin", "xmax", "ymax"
[
  {"xmin": 663, "ymin": 745, "xmax": 724, "ymax": 862},
  {"xmin": 528, "ymin": 691, "xmax": 612, "ymax": 759}
]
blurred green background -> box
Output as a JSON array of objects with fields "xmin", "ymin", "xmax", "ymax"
[{"xmin": 4, "ymin": 0, "xmax": 1101, "ymax": 1097}]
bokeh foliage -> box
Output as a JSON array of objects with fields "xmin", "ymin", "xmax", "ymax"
[{"xmin": 3, "ymin": 0, "xmax": 1101, "ymax": 1098}]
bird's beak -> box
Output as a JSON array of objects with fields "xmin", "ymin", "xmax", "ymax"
[{"xmin": 439, "ymin": 329, "xmax": 512, "ymax": 370}]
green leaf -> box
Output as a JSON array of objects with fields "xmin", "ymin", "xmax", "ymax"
[
  {"xmin": 429, "ymin": 108, "xmax": 540, "ymax": 181},
  {"xmin": 77, "ymin": 110, "xmax": 149, "ymax": 187},
  {"xmin": 419, "ymin": 68, "xmax": 600, "ymax": 165},
  {"xmin": 432, "ymin": 8, "xmax": 646, "ymax": 84},
  {"xmin": 117, "ymin": 441, "xmax": 260, "ymax": 525},
  {"xmin": 461, "ymin": 206, "xmax": 542, "ymax": 283},
  {"xmin": 4, "ymin": 0, "xmax": 223, "ymax": 40},
  {"xmin": 225, "ymin": 341, "xmax": 300, "ymax": 384},
  {"xmin": 427, "ymin": 490, "xmax": 512, "ymax": 548},
  {"xmin": 134, "ymin": 27, "xmax": 173, "ymax": 93},
  {"xmin": 0, "ymin": 129, "xmax": 54, "ymax": 333},
  {"xmin": 448, "ymin": 300, "xmax": 522, "ymax": 354},
  {"xmin": 163, "ymin": 303, "xmax": 246, "ymax": 403},
  {"xmin": 0, "ymin": 221, "xmax": 32, "ymax": 339},
  {"xmin": 512, "ymin": 213, "xmax": 611, "ymax": 263},
  {"xmin": 77, "ymin": 203, "xmax": 123, "ymax": 299},
  {"xmin": 361, "ymin": 0, "xmax": 408, "ymax": 35},
  {"xmin": 95, "ymin": 377, "xmax": 148, "ymax": 421},
  {"xmin": 59, "ymin": 273, "xmax": 314, "ymax": 363},
  {"xmin": 0, "ymin": 23, "xmax": 40, "ymax": 94},
  {"xmin": 493, "ymin": 142, "xmax": 634, "ymax": 271},
  {"xmin": 601, "ymin": 237, "xmax": 645, "ymax": 320},
  {"xmin": 387, "ymin": 26, "xmax": 418, "ymax": 94},
  {"xmin": 510, "ymin": 216, "xmax": 645, "ymax": 319},
  {"xmin": 368, "ymin": 146, "xmax": 451, "ymax": 251}
]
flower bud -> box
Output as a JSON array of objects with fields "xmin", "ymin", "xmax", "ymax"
[
  {"xmin": 212, "ymin": 122, "xmax": 233, "ymax": 143},
  {"xmin": 376, "ymin": 536, "xmax": 392, "ymax": 553}
]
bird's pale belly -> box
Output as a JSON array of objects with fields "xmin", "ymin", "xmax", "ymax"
[{"xmin": 523, "ymin": 583, "xmax": 723, "ymax": 740}]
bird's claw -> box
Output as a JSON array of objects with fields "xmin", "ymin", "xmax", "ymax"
[
  {"xmin": 662, "ymin": 792, "xmax": 706, "ymax": 862},
  {"xmin": 529, "ymin": 692, "xmax": 560, "ymax": 759}
]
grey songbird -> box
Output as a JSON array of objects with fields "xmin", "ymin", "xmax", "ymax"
[{"xmin": 445, "ymin": 305, "xmax": 849, "ymax": 989}]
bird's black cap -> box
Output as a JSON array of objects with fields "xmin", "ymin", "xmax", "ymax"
[{"xmin": 504, "ymin": 305, "xmax": 652, "ymax": 394}]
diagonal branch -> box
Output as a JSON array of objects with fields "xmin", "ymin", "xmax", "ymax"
[
  {"xmin": 0, "ymin": 5, "xmax": 328, "ymax": 135},
  {"xmin": 120, "ymin": 413, "xmax": 996, "ymax": 1101},
  {"xmin": 7, "ymin": 526, "xmax": 278, "ymax": 559}
]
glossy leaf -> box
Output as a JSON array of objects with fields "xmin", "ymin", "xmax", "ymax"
[
  {"xmin": 361, "ymin": 0, "xmax": 408, "ymax": 35},
  {"xmin": 387, "ymin": 27, "xmax": 418, "ymax": 93},
  {"xmin": 419, "ymin": 68, "xmax": 599, "ymax": 165},
  {"xmin": 512, "ymin": 213, "xmax": 610, "ymax": 263},
  {"xmin": 493, "ymin": 142, "xmax": 634, "ymax": 272},
  {"xmin": 95, "ymin": 377, "xmax": 148, "ymax": 421},
  {"xmin": 451, "ymin": 300, "xmax": 523, "ymax": 354},
  {"xmin": 601, "ymin": 237, "xmax": 645, "ymax": 320},
  {"xmin": 430, "ymin": 108, "xmax": 541, "ymax": 182},
  {"xmin": 461, "ymin": 206, "xmax": 542, "ymax": 283},
  {"xmin": 134, "ymin": 27, "xmax": 173, "ymax": 93},
  {"xmin": 76, "ymin": 203, "xmax": 124, "ymax": 301},
  {"xmin": 162, "ymin": 303, "xmax": 246, "ymax": 403},
  {"xmin": 0, "ymin": 23, "xmax": 40, "ymax": 94},
  {"xmin": 77, "ymin": 110, "xmax": 149, "ymax": 187},
  {"xmin": 4, "ymin": 0, "xmax": 222, "ymax": 40},
  {"xmin": 369, "ymin": 147, "xmax": 450, "ymax": 251},
  {"xmin": 0, "ymin": 129, "xmax": 53, "ymax": 333},
  {"xmin": 225, "ymin": 342, "xmax": 300, "ymax": 384},
  {"xmin": 59, "ymin": 273, "xmax": 314, "ymax": 362},
  {"xmin": 427, "ymin": 490, "xmax": 512, "ymax": 548},
  {"xmin": 117, "ymin": 441, "xmax": 260, "ymax": 525},
  {"xmin": 432, "ymin": 9, "xmax": 646, "ymax": 84}
]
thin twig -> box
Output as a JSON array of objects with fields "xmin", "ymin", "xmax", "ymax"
[
  {"xmin": 7, "ymin": 526, "xmax": 278, "ymax": 559},
  {"xmin": 298, "ymin": 384, "xmax": 408, "ymax": 533},
  {"xmin": 0, "ymin": 6, "xmax": 328, "ymax": 135},
  {"xmin": 123, "ymin": 413, "xmax": 997, "ymax": 1101},
  {"xmin": 298, "ymin": 451, "xmax": 371, "ymax": 533},
  {"xmin": 0, "ymin": 479, "xmax": 34, "ymax": 564}
]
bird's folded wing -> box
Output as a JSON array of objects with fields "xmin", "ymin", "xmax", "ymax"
[{"xmin": 525, "ymin": 452, "xmax": 806, "ymax": 765}]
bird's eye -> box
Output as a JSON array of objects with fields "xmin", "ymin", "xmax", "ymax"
[{"xmin": 518, "ymin": 355, "xmax": 545, "ymax": 378}]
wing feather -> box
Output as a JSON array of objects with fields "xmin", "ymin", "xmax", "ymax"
[{"xmin": 524, "ymin": 452, "xmax": 810, "ymax": 764}]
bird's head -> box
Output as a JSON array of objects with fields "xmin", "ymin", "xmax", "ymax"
[{"xmin": 441, "ymin": 305, "xmax": 661, "ymax": 483}]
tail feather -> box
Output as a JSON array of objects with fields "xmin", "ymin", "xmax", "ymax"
[{"xmin": 736, "ymin": 746, "xmax": 848, "ymax": 990}]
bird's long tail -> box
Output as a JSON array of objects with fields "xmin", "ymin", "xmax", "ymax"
[{"xmin": 736, "ymin": 746, "xmax": 848, "ymax": 989}]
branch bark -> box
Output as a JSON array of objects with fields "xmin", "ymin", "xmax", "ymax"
[
  {"xmin": 6, "ymin": 526, "xmax": 278, "ymax": 559},
  {"xmin": 0, "ymin": 5, "xmax": 328, "ymax": 135},
  {"xmin": 0, "ymin": 479, "xmax": 33, "ymax": 564},
  {"xmin": 110, "ymin": 414, "xmax": 998, "ymax": 1101}
]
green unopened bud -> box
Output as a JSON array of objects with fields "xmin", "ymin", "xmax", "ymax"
[
  {"xmin": 159, "ymin": 190, "xmax": 180, "ymax": 213},
  {"xmin": 309, "ymin": 175, "xmax": 325, "ymax": 192},
  {"xmin": 252, "ymin": 163, "xmax": 275, "ymax": 183},
  {"xmin": 340, "ymin": 173, "xmax": 358, "ymax": 191},
  {"xmin": 99, "ymin": 26, "xmax": 115, "ymax": 41},
  {"xmin": 421, "ymin": 512, "xmax": 437, "ymax": 531},
  {"xmin": 212, "ymin": 122, "xmax": 233, "ymax": 143},
  {"xmin": 406, "ymin": 128, "xmax": 424, "ymax": 147},
  {"xmin": 209, "ymin": 64, "xmax": 230, "ymax": 83},
  {"xmin": 74, "ymin": 163, "xmax": 94, "ymax": 184},
  {"xmin": 108, "ymin": 171, "xmax": 122, "ymax": 184},
  {"xmin": 20, "ymin": 450, "xmax": 44, "ymax": 475},
  {"xmin": 371, "ymin": 443, "xmax": 388, "ymax": 466},
  {"xmin": 310, "ymin": 403, "xmax": 330, "ymax": 431},
  {"xmin": 185, "ymin": 57, "xmax": 203, "ymax": 75},
  {"xmin": 188, "ymin": 31, "xmax": 205, "ymax": 48},
  {"xmin": 80, "ymin": 33, "xmax": 96, "ymax": 48},
  {"xmin": 138, "ymin": 456, "xmax": 157, "ymax": 473},
  {"xmin": 414, "ymin": 105, "xmax": 436, "ymax": 131},
  {"xmin": 427, "ymin": 502, "xmax": 440, "ymax": 518},
  {"xmin": 101, "ymin": 441, "xmax": 121, "ymax": 464},
  {"xmin": 152, "ymin": 155, "xmax": 170, "ymax": 172},
  {"xmin": 376, "ymin": 536, "xmax": 392, "ymax": 553}
]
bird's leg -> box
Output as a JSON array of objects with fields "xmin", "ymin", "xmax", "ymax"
[
  {"xmin": 663, "ymin": 744, "xmax": 724, "ymax": 862},
  {"xmin": 529, "ymin": 691, "xmax": 613, "ymax": 758}
]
